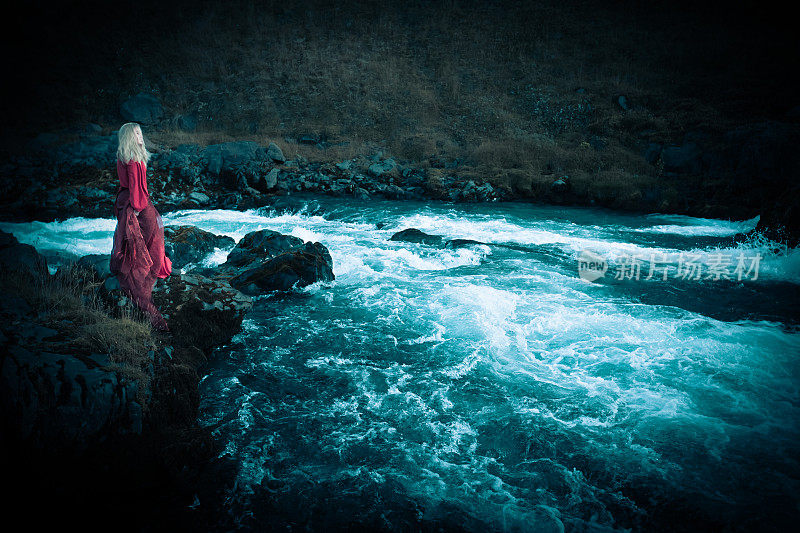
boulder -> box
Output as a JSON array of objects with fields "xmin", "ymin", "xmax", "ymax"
[
  {"xmin": 264, "ymin": 168, "xmax": 279, "ymax": 189},
  {"xmin": 76, "ymin": 253, "xmax": 112, "ymax": 280},
  {"xmin": 202, "ymin": 141, "xmax": 266, "ymax": 176},
  {"xmin": 228, "ymin": 241, "xmax": 335, "ymax": 294},
  {"xmin": 0, "ymin": 230, "xmax": 48, "ymax": 278},
  {"xmin": 202, "ymin": 141, "xmax": 268, "ymax": 190},
  {"xmin": 218, "ymin": 229, "xmax": 335, "ymax": 294},
  {"xmin": 390, "ymin": 228, "xmax": 443, "ymax": 246},
  {"xmin": 267, "ymin": 142, "xmax": 285, "ymax": 163},
  {"xmin": 152, "ymin": 271, "xmax": 252, "ymax": 354},
  {"xmin": 163, "ymin": 225, "xmax": 235, "ymax": 270},
  {"xmin": 381, "ymin": 184, "xmax": 407, "ymax": 199},
  {"xmin": 368, "ymin": 158, "xmax": 398, "ymax": 178},
  {"xmin": 120, "ymin": 92, "xmax": 164, "ymax": 125}
]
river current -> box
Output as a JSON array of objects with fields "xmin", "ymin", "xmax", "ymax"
[{"xmin": 3, "ymin": 196, "xmax": 799, "ymax": 531}]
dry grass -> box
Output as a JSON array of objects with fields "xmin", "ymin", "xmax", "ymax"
[
  {"xmin": 8, "ymin": 0, "xmax": 796, "ymax": 199},
  {"xmin": 1, "ymin": 263, "xmax": 157, "ymax": 408}
]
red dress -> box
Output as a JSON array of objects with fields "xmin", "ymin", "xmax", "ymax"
[{"xmin": 110, "ymin": 158, "xmax": 172, "ymax": 331}]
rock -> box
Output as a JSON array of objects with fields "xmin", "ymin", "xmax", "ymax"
[
  {"xmin": 176, "ymin": 113, "xmax": 198, "ymax": 132},
  {"xmin": 202, "ymin": 141, "xmax": 266, "ymax": 178},
  {"xmin": 550, "ymin": 177, "xmax": 570, "ymax": 194},
  {"xmin": 752, "ymin": 186, "xmax": 800, "ymax": 248},
  {"xmin": 163, "ymin": 226, "xmax": 235, "ymax": 270},
  {"xmin": 40, "ymin": 249, "xmax": 81, "ymax": 270},
  {"xmin": 60, "ymin": 134, "xmax": 117, "ymax": 167},
  {"xmin": 353, "ymin": 187, "xmax": 370, "ymax": 200},
  {"xmin": 381, "ymin": 184, "xmax": 406, "ymax": 199},
  {"xmin": 218, "ymin": 229, "xmax": 335, "ymax": 295},
  {"xmin": 0, "ymin": 230, "xmax": 47, "ymax": 278},
  {"xmin": 76, "ymin": 253, "xmax": 112, "ymax": 280},
  {"xmin": 389, "ymin": 228, "xmax": 443, "ymax": 246},
  {"xmin": 474, "ymin": 182, "xmax": 495, "ymax": 201},
  {"xmin": 0, "ymin": 345, "xmax": 142, "ymax": 450},
  {"xmin": 368, "ymin": 158, "xmax": 398, "ymax": 178},
  {"xmin": 223, "ymin": 229, "xmax": 305, "ymax": 269},
  {"xmin": 644, "ymin": 142, "xmax": 662, "ymax": 164},
  {"xmin": 444, "ymin": 238, "xmax": 486, "ymax": 248},
  {"xmin": 661, "ymin": 141, "xmax": 702, "ymax": 174},
  {"xmin": 228, "ymin": 241, "xmax": 335, "ymax": 295},
  {"xmin": 152, "ymin": 271, "xmax": 252, "ymax": 354},
  {"xmin": 186, "ymin": 191, "xmax": 211, "ymax": 206},
  {"xmin": 336, "ymin": 160, "xmax": 354, "ymax": 171},
  {"xmin": 267, "ymin": 142, "xmax": 285, "ymax": 163},
  {"xmin": 265, "ymin": 168, "xmax": 279, "ymax": 189},
  {"xmin": 120, "ymin": 92, "xmax": 164, "ymax": 125}
]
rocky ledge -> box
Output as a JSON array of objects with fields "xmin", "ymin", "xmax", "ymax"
[{"xmin": 0, "ymin": 224, "xmax": 335, "ymax": 530}]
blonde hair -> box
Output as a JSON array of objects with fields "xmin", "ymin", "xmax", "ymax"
[{"xmin": 116, "ymin": 122, "xmax": 151, "ymax": 164}]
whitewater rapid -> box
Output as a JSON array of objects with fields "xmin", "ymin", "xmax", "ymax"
[{"xmin": 2, "ymin": 197, "xmax": 798, "ymax": 531}]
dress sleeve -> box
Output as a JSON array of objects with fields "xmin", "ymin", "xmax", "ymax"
[{"xmin": 127, "ymin": 161, "xmax": 150, "ymax": 211}]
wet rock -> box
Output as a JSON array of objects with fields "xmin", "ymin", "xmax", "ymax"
[
  {"xmin": 381, "ymin": 184, "xmax": 407, "ymax": 200},
  {"xmin": 218, "ymin": 229, "xmax": 335, "ymax": 295},
  {"xmin": 163, "ymin": 225, "xmax": 235, "ymax": 270},
  {"xmin": 390, "ymin": 228, "xmax": 444, "ymax": 246},
  {"xmin": 550, "ymin": 177, "xmax": 570, "ymax": 194},
  {"xmin": 444, "ymin": 238, "xmax": 486, "ymax": 248},
  {"xmin": 223, "ymin": 230, "xmax": 305, "ymax": 269},
  {"xmin": 152, "ymin": 271, "xmax": 252, "ymax": 354},
  {"xmin": 227, "ymin": 241, "xmax": 335, "ymax": 294}
]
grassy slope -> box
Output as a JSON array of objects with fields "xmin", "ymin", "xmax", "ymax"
[{"xmin": 6, "ymin": 0, "xmax": 798, "ymax": 211}]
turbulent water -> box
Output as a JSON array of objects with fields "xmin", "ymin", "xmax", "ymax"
[{"xmin": 3, "ymin": 196, "xmax": 800, "ymax": 532}]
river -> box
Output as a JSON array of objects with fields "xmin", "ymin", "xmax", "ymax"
[{"xmin": 3, "ymin": 195, "xmax": 799, "ymax": 531}]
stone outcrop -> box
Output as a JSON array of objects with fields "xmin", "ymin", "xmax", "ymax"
[
  {"xmin": 0, "ymin": 228, "xmax": 253, "ymax": 529},
  {"xmin": 164, "ymin": 225, "xmax": 235, "ymax": 270},
  {"xmin": 215, "ymin": 229, "xmax": 335, "ymax": 295}
]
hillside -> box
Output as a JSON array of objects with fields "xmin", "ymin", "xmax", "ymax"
[{"xmin": 3, "ymin": 0, "xmax": 800, "ymax": 239}]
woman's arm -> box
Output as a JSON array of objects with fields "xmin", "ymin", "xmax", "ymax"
[{"xmin": 127, "ymin": 161, "xmax": 150, "ymax": 212}]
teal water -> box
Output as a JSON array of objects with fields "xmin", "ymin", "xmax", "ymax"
[{"xmin": 3, "ymin": 197, "xmax": 800, "ymax": 531}]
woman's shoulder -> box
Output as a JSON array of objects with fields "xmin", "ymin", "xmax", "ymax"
[{"xmin": 119, "ymin": 158, "xmax": 146, "ymax": 170}]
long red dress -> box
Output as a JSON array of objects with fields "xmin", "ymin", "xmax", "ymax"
[{"xmin": 110, "ymin": 158, "xmax": 172, "ymax": 331}]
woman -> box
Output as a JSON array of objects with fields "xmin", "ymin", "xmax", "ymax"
[{"xmin": 110, "ymin": 122, "xmax": 172, "ymax": 331}]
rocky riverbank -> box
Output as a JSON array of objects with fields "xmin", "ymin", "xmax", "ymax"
[
  {"xmin": 2, "ymin": 118, "xmax": 799, "ymax": 248},
  {"xmin": 0, "ymin": 222, "xmax": 336, "ymax": 530}
]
